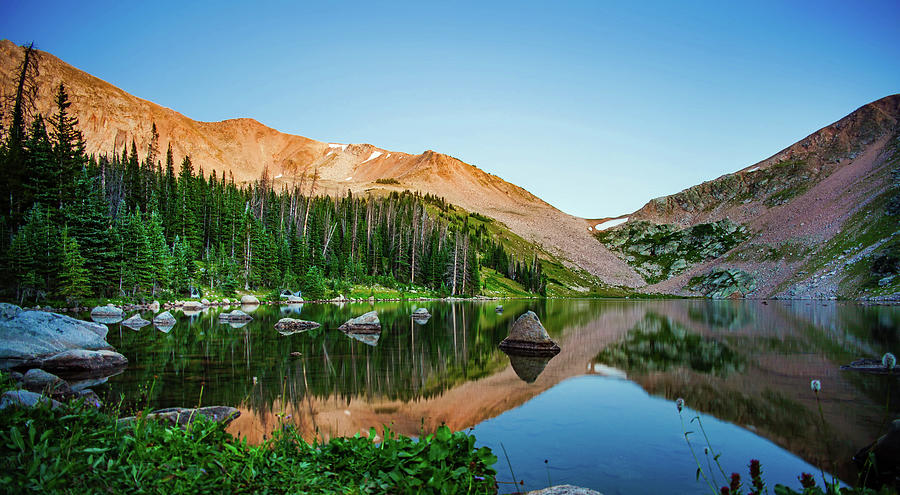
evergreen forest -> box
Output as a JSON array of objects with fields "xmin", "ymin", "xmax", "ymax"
[{"xmin": 0, "ymin": 47, "xmax": 546, "ymax": 305}]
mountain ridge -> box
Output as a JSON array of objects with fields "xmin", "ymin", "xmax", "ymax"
[{"xmin": 0, "ymin": 40, "xmax": 643, "ymax": 288}]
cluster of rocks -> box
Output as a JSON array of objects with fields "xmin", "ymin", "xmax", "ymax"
[{"xmin": 0, "ymin": 303, "xmax": 126, "ymax": 411}]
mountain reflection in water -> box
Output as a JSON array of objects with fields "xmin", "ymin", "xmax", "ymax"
[{"xmin": 95, "ymin": 299, "xmax": 899, "ymax": 492}]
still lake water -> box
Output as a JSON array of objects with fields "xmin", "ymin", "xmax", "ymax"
[{"xmin": 88, "ymin": 299, "xmax": 899, "ymax": 494}]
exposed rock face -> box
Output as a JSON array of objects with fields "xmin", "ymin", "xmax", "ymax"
[
  {"xmin": 121, "ymin": 313, "xmax": 150, "ymax": 329},
  {"xmin": 0, "ymin": 390, "xmax": 61, "ymax": 410},
  {"xmin": 39, "ymin": 349, "xmax": 128, "ymax": 375},
  {"xmin": 274, "ymin": 318, "xmax": 320, "ymax": 333},
  {"xmin": 153, "ymin": 311, "xmax": 176, "ymax": 325},
  {"xmin": 119, "ymin": 406, "xmax": 241, "ymax": 429},
  {"xmin": 0, "ymin": 305, "xmax": 113, "ymax": 369},
  {"xmin": 90, "ymin": 304, "xmax": 123, "ymax": 318},
  {"xmin": 339, "ymin": 311, "xmax": 381, "ymax": 333},
  {"xmin": 686, "ymin": 268, "xmax": 757, "ymax": 299},
  {"xmin": 218, "ymin": 310, "xmax": 253, "ymax": 322},
  {"xmin": 240, "ymin": 295, "xmax": 260, "ymax": 305},
  {"xmin": 499, "ymin": 311, "xmax": 560, "ymax": 357}
]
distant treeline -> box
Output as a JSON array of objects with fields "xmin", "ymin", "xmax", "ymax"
[{"xmin": 0, "ymin": 45, "xmax": 545, "ymax": 303}]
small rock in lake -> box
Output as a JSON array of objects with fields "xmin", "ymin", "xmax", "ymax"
[
  {"xmin": 219, "ymin": 310, "xmax": 253, "ymax": 322},
  {"xmin": 275, "ymin": 318, "xmax": 320, "ymax": 333},
  {"xmin": 339, "ymin": 311, "xmax": 381, "ymax": 333},
  {"xmin": 153, "ymin": 311, "xmax": 176, "ymax": 325},
  {"xmin": 290, "ymin": 351, "xmax": 302, "ymax": 357},
  {"xmin": 411, "ymin": 307, "xmax": 431, "ymax": 320},
  {"xmin": 90, "ymin": 304, "xmax": 123, "ymax": 318},
  {"xmin": 122, "ymin": 313, "xmax": 151, "ymax": 329}
]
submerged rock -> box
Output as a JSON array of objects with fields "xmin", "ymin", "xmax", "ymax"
[
  {"xmin": 219, "ymin": 310, "xmax": 253, "ymax": 322},
  {"xmin": 411, "ymin": 307, "xmax": 431, "ymax": 320},
  {"xmin": 121, "ymin": 313, "xmax": 151, "ymax": 329},
  {"xmin": 119, "ymin": 406, "xmax": 241, "ymax": 429},
  {"xmin": 498, "ymin": 311, "xmax": 560, "ymax": 357},
  {"xmin": 275, "ymin": 318, "xmax": 320, "ymax": 334},
  {"xmin": 240, "ymin": 295, "xmax": 260, "ymax": 305},
  {"xmin": 0, "ymin": 390, "xmax": 61, "ymax": 410},
  {"xmin": 153, "ymin": 311, "xmax": 176, "ymax": 325},
  {"xmin": 339, "ymin": 311, "xmax": 381, "ymax": 333},
  {"xmin": 0, "ymin": 304, "xmax": 113, "ymax": 370}
]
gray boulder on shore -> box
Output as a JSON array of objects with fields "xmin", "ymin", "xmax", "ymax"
[
  {"xmin": 498, "ymin": 311, "xmax": 561, "ymax": 357},
  {"xmin": 118, "ymin": 406, "xmax": 241, "ymax": 429},
  {"xmin": 23, "ymin": 368, "xmax": 72, "ymax": 396},
  {"xmin": 0, "ymin": 303, "xmax": 116, "ymax": 370},
  {"xmin": 339, "ymin": 311, "xmax": 381, "ymax": 333},
  {"xmin": 240, "ymin": 295, "xmax": 260, "ymax": 305}
]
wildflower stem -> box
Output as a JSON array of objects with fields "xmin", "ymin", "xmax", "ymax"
[
  {"xmin": 680, "ymin": 412, "xmax": 717, "ymax": 494},
  {"xmin": 696, "ymin": 416, "xmax": 729, "ymax": 483}
]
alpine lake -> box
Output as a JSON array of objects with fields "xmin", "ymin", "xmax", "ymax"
[{"xmin": 82, "ymin": 299, "xmax": 900, "ymax": 494}]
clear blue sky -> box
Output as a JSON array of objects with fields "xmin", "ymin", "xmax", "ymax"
[{"xmin": 2, "ymin": 1, "xmax": 898, "ymax": 217}]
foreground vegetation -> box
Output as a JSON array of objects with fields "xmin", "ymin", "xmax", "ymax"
[{"xmin": 0, "ymin": 389, "xmax": 498, "ymax": 493}]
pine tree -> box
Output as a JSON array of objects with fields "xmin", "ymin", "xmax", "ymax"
[
  {"xmin": 56, "ymin": 227, "xmax": 90, "ymax": 301},
  {"xmin": 48, "ymin": 83, "xmax": 86, "ymax": 209}
]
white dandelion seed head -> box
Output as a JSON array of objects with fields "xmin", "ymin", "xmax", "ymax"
[
  {"xmin": 883, "ymin": 353, "xmax": 896, "ymax": 370},
  {"xmin": 810, "ymin": 379, "xmax": 821, "ymax": 392}
]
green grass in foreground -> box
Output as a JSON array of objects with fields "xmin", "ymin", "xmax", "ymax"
[{"xmin": 0, "ymin": 386, "xmax": 498, "ymax": 494}]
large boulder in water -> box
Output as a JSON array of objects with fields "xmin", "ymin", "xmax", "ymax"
[
  {"xmin": 275, "ymin": 318, "xmax": 320, "ymax": 334},
  {"xmin": 240, "ymin": 295, "xmax": 260, "ymax": 305},
  {"xmin": 339, "ymin": 311, "xmax": 381, "ymax": 333},
  {"xmin": 498, "ymin": 311, "xmax": 560, "ymax": 357},
  {"xmin": 0, "ymin": 304, "xmax": 113, "ymax": 370}
]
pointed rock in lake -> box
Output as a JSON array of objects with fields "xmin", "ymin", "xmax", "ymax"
[
  {"xmin": 339, "ymin": 311, "xmax": 381, "ymax": 333},
  {"xmin": 153, "ymin": 311, "xmax": 176, "ymax": 326},
  {"xmin": 498, "ymin": 311, "xmax": 560, "ymax": 357},
  {"xmin": 275, "ymin": 318, "xmax": 320, "ymax": 334},
  {"xmin": 411, "ymin": 307, "xmax": 431, "ymax": 320},
  {"xmin": 122, "ymin": 313, "xmax": 150, "ymax": 329}
]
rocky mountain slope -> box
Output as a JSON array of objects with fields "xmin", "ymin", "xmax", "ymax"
[
  {"xmin": 0, "ymin": 40, "xmax": 642, "ymax": 288},
  {"xmin": 594, "ymin": 94, "xmax": 900, "ymax": 299}
]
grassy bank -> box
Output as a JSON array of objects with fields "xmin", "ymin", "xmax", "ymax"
[{"xmin": 0, "ymin": 380, "xmax": 498, "ymax": 494}]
